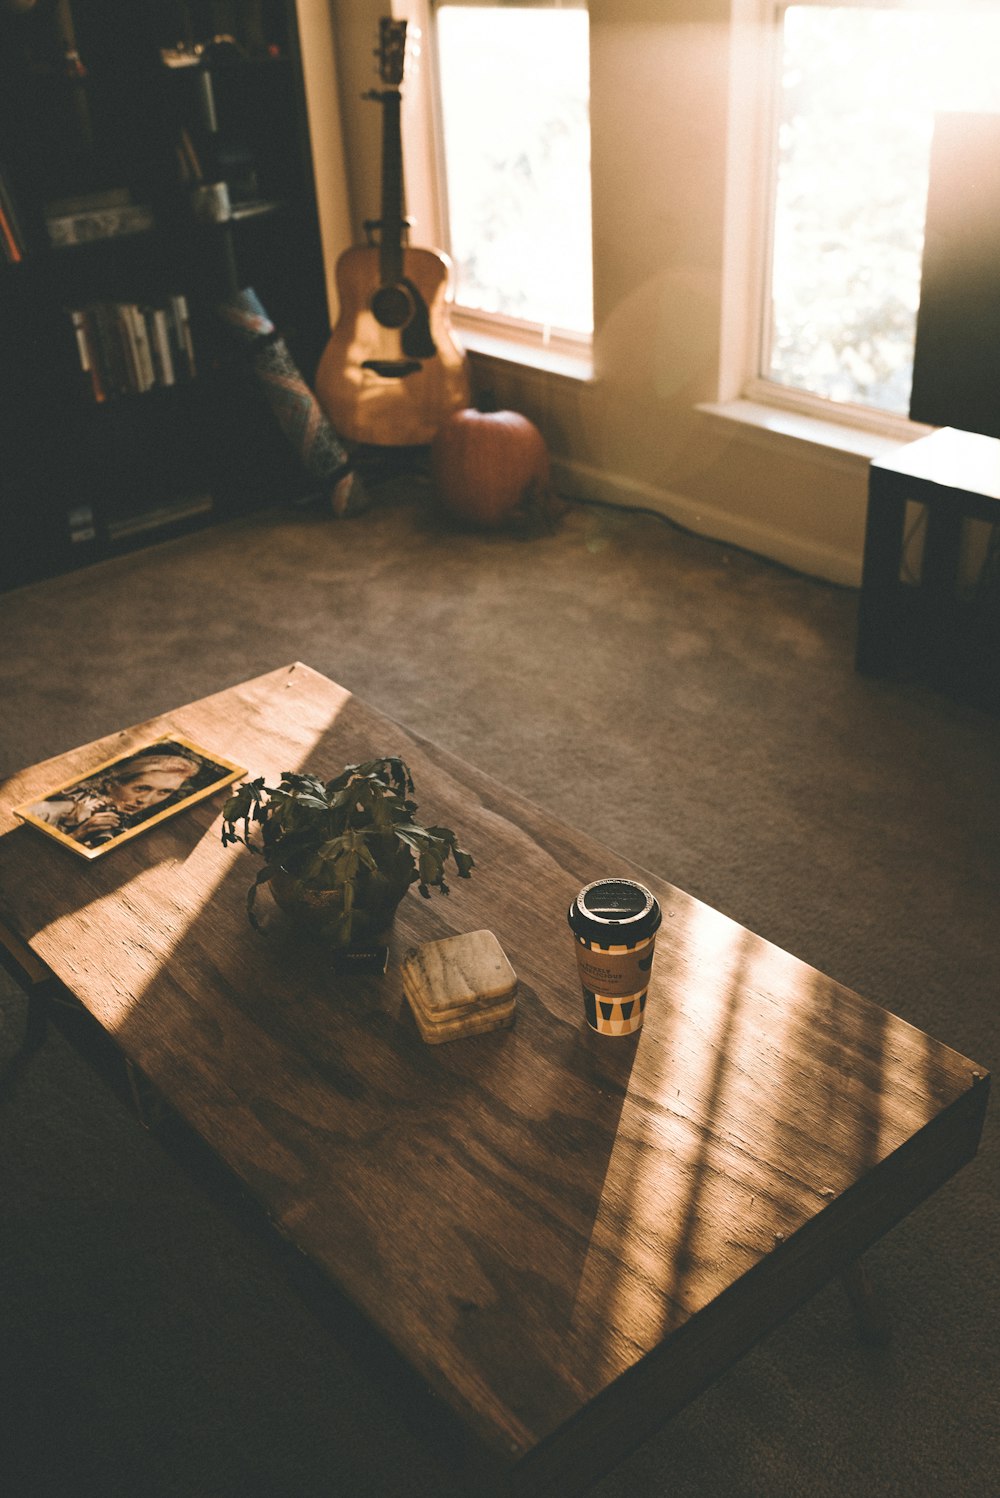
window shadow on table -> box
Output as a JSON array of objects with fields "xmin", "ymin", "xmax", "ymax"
[
  {"xmin": 0, "ymin": 686, "xmax": 650, "ymax": 1483},
  {"xmin": 4, "ymin": 676, "xmax": 962, "ymax": 1494}
]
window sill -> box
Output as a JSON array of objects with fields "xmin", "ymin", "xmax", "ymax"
[
  {"xmin": 696, "ymin": 398, "xmax": 933, "ymax": 475},
  {"xmin": 456, "ymin": 321, "xmax": 594, "ymax": 384}
]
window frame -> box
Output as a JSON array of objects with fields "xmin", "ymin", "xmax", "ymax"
[
  {"xmin": 400, "ymin": 0, "xmax": 594, "ymax": 366},
  {"xmin": 731, "ymin": 0, "xmax": 935, "ymax": 441}
]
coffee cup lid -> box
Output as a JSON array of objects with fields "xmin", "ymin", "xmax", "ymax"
[{"xmin": 568, "ymin": 878, "xmax": 662, "ymax": 944}]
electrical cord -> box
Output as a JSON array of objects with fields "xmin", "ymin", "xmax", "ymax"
[{"xmin": 565, "ymin": 493, "xmax": 858, "ymax": 591}]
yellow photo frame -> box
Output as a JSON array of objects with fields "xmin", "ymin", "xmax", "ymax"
[{"xmin": 14, "ymin": 734, "xmax": 246, "ymax": 860}]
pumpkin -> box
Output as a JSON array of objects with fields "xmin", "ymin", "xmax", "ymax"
[{"xmin": 431, "ymin": 406, "xmax": 552, "ymax": 529}]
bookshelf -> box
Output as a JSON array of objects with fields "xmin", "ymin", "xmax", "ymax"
[{"xmin": 0, "ymin": 0, "xmax": 329, "ymax": 591}]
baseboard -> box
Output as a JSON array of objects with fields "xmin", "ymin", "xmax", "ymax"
[{"xmin": 550, "ymin": 455, "xmax": 861, "ymax": 588}]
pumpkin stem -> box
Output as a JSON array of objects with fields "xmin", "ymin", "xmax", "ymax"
[{"xmin": 476, "ymin": 389, "xmax": 499, "ymax": 414}]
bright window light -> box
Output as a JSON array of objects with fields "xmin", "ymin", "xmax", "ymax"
[
  {"xmin": 765, "ymin": 5, "xmax": 1000, "ymax": 416},
  {"xmin": 435, "ymin": 4, "xmax": 593, "ymax": 336}
]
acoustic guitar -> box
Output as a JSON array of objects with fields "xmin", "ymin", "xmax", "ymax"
[{"xmin": 315, "ymin": 19, "xmax": 470, "ymax": 447}]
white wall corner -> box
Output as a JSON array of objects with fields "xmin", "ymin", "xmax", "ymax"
[{"xmin": 296, "ymin": 0, "xmax": 355, "ymax": 325}]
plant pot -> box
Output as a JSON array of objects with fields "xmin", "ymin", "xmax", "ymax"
[{"xmin": 270, "ymin": 868, "xmax": 410, "ymax": 950}]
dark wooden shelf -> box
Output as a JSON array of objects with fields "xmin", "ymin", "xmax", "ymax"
[
  {"xmin": 229, "ymin": 197, "xmax": 289, "ymax": 223},
  {"xmin": 0, "ymin": 0, "xmax": 327, "ymax": 593}
]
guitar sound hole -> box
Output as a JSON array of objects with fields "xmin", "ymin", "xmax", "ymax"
[{"xmin": 371, "ymin": 284, "xmax": 413, "ymax": 329}]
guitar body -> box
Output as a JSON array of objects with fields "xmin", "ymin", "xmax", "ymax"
[
  {"xmin": 316, "ymin": 243, "xmax": 471, "ymax": 447},
  {"xmin": 314, "ymin": 19, "xmax": 472, "ymax": 449}
]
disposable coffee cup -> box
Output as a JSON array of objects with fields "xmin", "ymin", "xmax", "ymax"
[{"xmin": 568, "ymin": 878, "xmax": 662, "ymax": 1036}]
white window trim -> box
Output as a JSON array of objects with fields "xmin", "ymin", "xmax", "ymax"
[
  {"xmin": 396, "ymin": 0, "xmax": 594, "ymax": 378},
  {"xmin": 455, "ymin": 308, "xmax": 594, "ymax": 382},
  {"xmin": 393, "ymin": 0, "xmax": 448, "ymax": 256},
  {"xmin": 708, "ymin": 0, "xmax": 936, "ymax": 459}
]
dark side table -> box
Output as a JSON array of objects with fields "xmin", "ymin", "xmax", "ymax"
[{"xmin": 856, "ymin": 426, "xmax": 1000, "ymax": 691}]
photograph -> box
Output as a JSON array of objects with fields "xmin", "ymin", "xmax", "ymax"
[{"xmin": 14, "ymin": 734, "xmax": 246, "ymax": 859}]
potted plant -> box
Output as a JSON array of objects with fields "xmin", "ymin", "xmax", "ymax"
[{"xmin": 220, "ymin": 757, "xmax": 474, "ymax": 949}]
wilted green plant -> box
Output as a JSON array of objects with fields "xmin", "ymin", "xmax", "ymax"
[{"xmin": 220, "ymin": 757, "xmax": 474, "ymax": 948}]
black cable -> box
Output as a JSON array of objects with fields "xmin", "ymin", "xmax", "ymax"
[{"xmin": 564, "ymin": 494, "xmax": 857, "ymax": 591}]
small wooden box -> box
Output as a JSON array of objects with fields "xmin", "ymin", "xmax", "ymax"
[{"xmin": 401, "ymin": 930, "xmax": 517, "ymax": 1044}]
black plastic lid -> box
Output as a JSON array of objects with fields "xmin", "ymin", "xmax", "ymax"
[{"xmin": 567, "ymin": 878, "xmax": 662, "ymax": 944}]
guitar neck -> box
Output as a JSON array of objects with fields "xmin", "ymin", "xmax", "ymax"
[{"xmin": 379, "ymin": 90, "xmax": 405, "ymax": 286}]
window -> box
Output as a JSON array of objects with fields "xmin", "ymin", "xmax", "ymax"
[
  {"xmin": 756, "ymin": 2, "xmax": 1000, "ymax": 422},
  {"xmin": 431, "ymin": 1, "xmax": 593, "ymax": 340}
]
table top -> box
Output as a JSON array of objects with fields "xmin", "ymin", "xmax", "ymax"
[
  {"xmin": 0, "ymin": 664, "xmax": 989, "ymax": 1490},
  {"xmin": 871, "ymin": 425, "xmax": 1000, "ymax": 501}
]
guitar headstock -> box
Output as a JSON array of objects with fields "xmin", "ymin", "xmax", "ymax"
[{"xmin": 377, "ymin": 18, "xmax": 407, "ymax": 88}]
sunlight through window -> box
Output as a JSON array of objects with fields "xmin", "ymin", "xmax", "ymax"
[
  {"xmin": 435, "ymin": 4, "xmax": 593, "ymax": 336},
  {"xmin": 766, "ymin": 5, "xmax": 1000, "ymax": 416}
]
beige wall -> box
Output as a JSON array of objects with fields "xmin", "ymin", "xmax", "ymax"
[
  {"xmin": 295, "ymin": 0, "xmax": 354, "ymax": 318},
  {"xmin": 307, "ymin": 0, "xmax": 881, "ymax": 585}
]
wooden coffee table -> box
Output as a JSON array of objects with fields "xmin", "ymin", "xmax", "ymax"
[{"xmin": 0, "ymin": 664, "xmax": 990, "ymax": 1496}]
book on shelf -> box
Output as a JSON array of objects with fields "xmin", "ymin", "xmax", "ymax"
[
  {"xmin": 69, "ymin": 309, "xmax": 106, "ymax": 403},
  {"xmin": 1, "ymin": 202, "xmax": 24, "ymax": 262},
  {"xmin": 125, "ymin": 304, "xmax": 156, "ymax": 393},
  {"xmin": 0, "ymin": 162, "xmax": 28, "ymax": 263},
  {"xmin": 67, "ymin": 504, "xmax": 97, "ymax": 546},
  {"xmin": 169, "ymin": 294, "xmax": 197, "ymax": 378},
  {"xmin": 114, "ymin": 303, "xmax": 141, "ymax": 392},
  {"xmin": 176, "ymin": 127, "xmax": 205, "ymax": 185},
  {"xmin": 150, "ymin": 308, "xmax": 176, "ymax": 387},
  {"xmin": 66, "ymin": 296, "xmax": 196, "ymax": 400},
  {"xmin": 90, "ymin": 304, "xmax": 128, "ymax": 395},
  {"xmin": 46, "ymin": 197, "xmax": 154, "ymax": 248}
]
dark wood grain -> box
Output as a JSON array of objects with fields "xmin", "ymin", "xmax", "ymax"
[{"xmin": 0, "ymin": 663, "xmax": 989, "ymax": 1494}]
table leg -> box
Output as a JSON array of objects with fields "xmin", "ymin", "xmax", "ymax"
[
  {"xmin": 856, "ymin": 476, "xmax": 908, "ymax": 675},
  {"xmin": 0, "ymin": 920, "xmax": 53, "ymax": 1053},
  {"xmin": 23, "ymin": 990, "xmax": 49, "ymax": 1052},
  {"xmin": 125, "ymin": 1059, "xmax": 168, "ymax": 1131},
  {"xmin": 920, "ymin": 502, "xmax": 965, "ymax": 681},
  {"xmin": 839, "ymin": 1257, "xmax": 892, "ymax": 1346}
]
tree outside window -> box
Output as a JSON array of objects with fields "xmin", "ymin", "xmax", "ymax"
[
  {"xmin": 434, "ymin": 3, "xmax": 593, "ymax": 337},
  {"xmin": 764, "ymin": 4, "xmax": 1000, "ymax": 417}
]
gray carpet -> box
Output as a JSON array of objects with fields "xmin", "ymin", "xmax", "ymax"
[{"xmin": 1, "ymin": 480, "xmax": 998, "ymax": 1498}]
